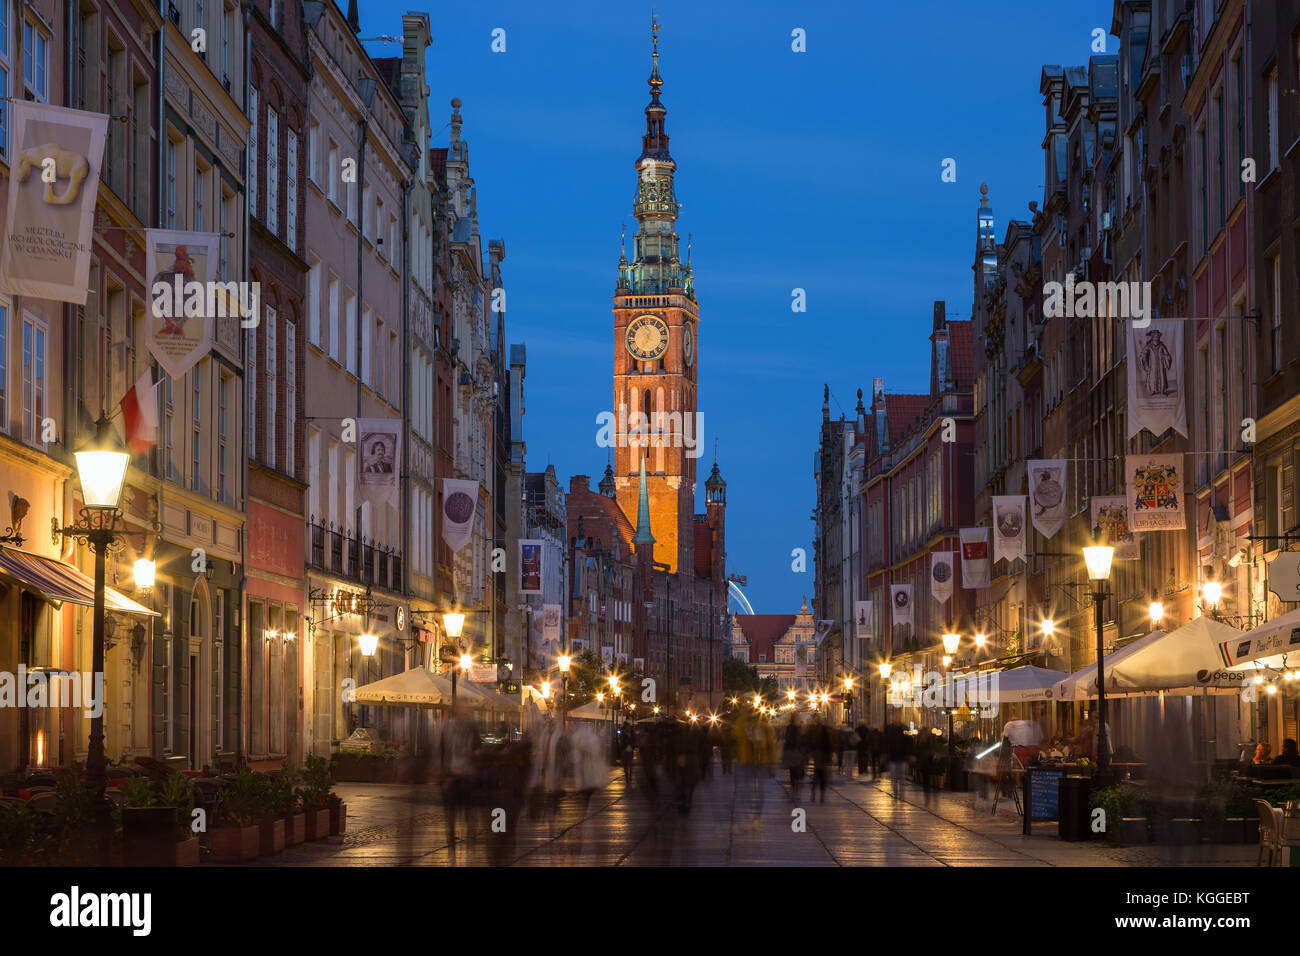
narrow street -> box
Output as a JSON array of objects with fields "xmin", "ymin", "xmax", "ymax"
[{"xmin": 256, "ymin": 768, "xmax": 1256, "ymax": 867}]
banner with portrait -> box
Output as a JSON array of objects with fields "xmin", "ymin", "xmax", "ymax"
[
  {"xmin": 930, "ymin": 552, "xmax": 955, "ymax": 605},
  {"xmin": 853, "ymin": 600, "xmax": 873, "ymax": 639},
  {"xmin": 992, "ymin": 496, "xmax": 1027, "ymax": 564},
  {"xmin": 145, "ymin": 229, "xmax": 223, "ymax": 379},
  {"xmin": 959, "ymin": 528, "xmax": 991, "ymax": 589},
  {"xmin": 889, "ymin": 584, "xmax": 913, "ymax": 628},
  {"xmin": 1027, "ymin": 460, "xmax": 1067, "ymax": 539},
  {"xmin": 0, "ymin": 101, "xmax": 107, "ymax": 304},
  {"xmin": 518, "ymin": 539, "xmax": 544, "ymax": 595},
  {"xmin": 1091, "ymin": 495, "xmax": 1140, "ymax": 560},
  {"xmin": 358, "ymin": 418, "xmax": 401, "ymax": 509},
  {"xmin": 1126, "ymin": 453, "xmax": 1186, "ymax": 531},
  {"xmin": 1127, "ymin": 319, "xmax": 1188, "ymax": 439},
  {"xmin": 440, "ymin": 479, "xmax": 478, "ymax": 552}
]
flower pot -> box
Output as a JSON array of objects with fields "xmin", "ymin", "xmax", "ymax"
[
  {"xmin": 304, "ymin": 808, "xmax": 331, "ymax": 841},
  {"xmin": 210, "ymin": 824, "xmax": 260, "ymax": 862},
  {"xmin": 329, "ymin": 802, "xmax": 347, "ymax": 836},
  {"xmin": 259, "ymin": 818, "xmax": 286, "ymax": 856},
  {"xmin": 175, "ymin": 836, "xmax": 200, "ymax": 867},
  {"xmin": 285, "ymin": 813, "xmax": 306, "ymax": 846}
]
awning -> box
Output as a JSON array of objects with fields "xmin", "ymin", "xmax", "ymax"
[
  {"xmin": 0, "ymin": 548, "xmax": 158, "ymax": 617},
  {"xmin": 1052, "ymin": 617, "xmax": 1246, "ymax": 699},
  {"xmin": 1221, "ymin": 607, "xmax": 1300, "ymax": 672},
  {"xmin": 938, "ymin": 665, "xmax": 1069, "ymax": 705},
  {"xmin": 353, "ymin": 666, "xmax": 472, "ymax": 709}
]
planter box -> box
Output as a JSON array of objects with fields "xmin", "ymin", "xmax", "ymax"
[
  {"xmin": 259, "ymin": 818, "xmax": 286, "ymax": 856},
  {"xmin": 329, "ymin": 803, "xmax": 347, "ymax": 836},
  {"xmin": 304, "ymin": 808, "xmax": 331, "ymax": 841},
  {"xmin": 210, "ymin": 824, "xmax": 260, "ymax": 863},
  {"xmin": 175, "ymin": 836, "xmax": 200, "ymax": 867},
  {"xmin": 284, "ymin": 813, "xmax": 306, "ymax": 846}
]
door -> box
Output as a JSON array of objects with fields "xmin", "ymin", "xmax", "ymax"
[{"xmin": 189, "ymin": 653, "xmax": 197, "ymax": 769}]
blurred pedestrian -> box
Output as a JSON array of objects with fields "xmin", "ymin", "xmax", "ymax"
[
  {"xmin": 855, "ymin": 721, "xmax": 870, "ymax": 777},
  {"xmin": 808, "ymin": 715, "xmax": 834, "ymax": 802},
  {"xmin": 437, "ymin": 703, "xmax": 479, "ymax": 855},
  {"xmin": 617, "ymin": 718, "xmax": 636, "ymax": 785},
  {"xmin": 884, "ymin": 716, "xmax": 909, "ymax": 800},
  {"xmin": 719, "ymin": 722, "xmax": 736, "ymax": 775},
  {"xmin": 782, "ymin": 715, "xmax": 806, "ymax": 801}
]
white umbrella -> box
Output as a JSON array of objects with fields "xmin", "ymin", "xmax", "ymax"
[
  {"xmin": 1222, "ymin": 606, "xmax": 1300, "ymax": 673},
  {"xmin": 353, "ymin": 667, "xmax": 479, "ymax": 709}
]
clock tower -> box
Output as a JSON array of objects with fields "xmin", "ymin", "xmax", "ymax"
[{"xmin": 613, "ymin": 20, "xmax": 698, "ymax": 574}]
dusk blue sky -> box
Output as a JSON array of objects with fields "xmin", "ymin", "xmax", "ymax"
[{"xmin": 359, "ymin": 0, "xmax": 1112, "ymax": 614}]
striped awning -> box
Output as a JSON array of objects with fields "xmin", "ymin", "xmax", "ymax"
[{"xmin": 0, "ymin": 548, "xmax": 158, "ymax": 616}]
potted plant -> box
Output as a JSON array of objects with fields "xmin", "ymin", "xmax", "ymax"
[
  {"xmin": 0, "ymin": 801, "xmax": 48, "ymax": 864},
  {"xmin": 297, "ymin": 754, "xmax": 334, "ymax": 841},
  {"xmin": 256, "ymin": 769, "xmax": 286, "ymax": 857},
  {"xmin": 210, "ymin": 765, "xmax": 262, "ymax": 863},
  {"xmin": 118, "ymin": 773, "xmax": 198, "ymax": 866},
  {"xmin": 274, "ymin": 761, "xmax": 305, "ymax": 847},
  {"xmin": 158, "ymin": 772, "xmax": 201, "ymax": 866},
  {"xmin": 51, "ymin": 763, "xmax": 96, "ymax": 865}
]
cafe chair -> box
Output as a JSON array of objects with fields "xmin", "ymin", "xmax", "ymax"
[{"xmin": 1255, "ymin": 798, "xmax": 1283, "ymax": 867}]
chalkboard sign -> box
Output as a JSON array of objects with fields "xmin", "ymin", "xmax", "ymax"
[{"xmin": 1023, "ymin": 768, "xmax": 1066, "ymax": 833}]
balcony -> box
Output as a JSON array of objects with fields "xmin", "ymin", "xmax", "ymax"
[{"xmin": 307, "ymin": 518, "xmax": 403, "ymax": 591}]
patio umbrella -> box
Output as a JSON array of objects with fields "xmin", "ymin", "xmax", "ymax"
[{"xmin": 352, "ymin": 667, "xmax": 480, "ymax": 709}]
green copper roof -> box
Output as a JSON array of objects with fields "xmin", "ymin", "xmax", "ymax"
[{"xmin": 633, "ymin": 455, "xmax": 655, "ymax": 545}]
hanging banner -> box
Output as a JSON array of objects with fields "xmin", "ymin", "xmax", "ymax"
[
  {"xmin": 1127, "ymin": 319, "xmax": 1188, "ymax": 439},
  {"xmin": 889, "ymin": 585, "xmax": 912, "ymax": 629},
  {"xmin": 1091, "ymin": 495, "xmax": 1140, "ymax": 560},
  {"xmin": 930, "ymin": 552, "xmax": 955, "ymax": 605},
  {"xmin": 853, "ymin": 600, "xmax": 873, "ymax": 639},
  {"xmin": 1027, "ymin": 460, "xmax": 1068, "ymax": 539},
  {"xmin": 441, "ymin": 479, "xmax": 478, "ymax": 552},
  {"xmin": 145, "ymin": 229, "xmax": 224, "ymax": 379},
  {"xmin": 357, "ymin": 418, "xmax": 401, "ymax": 509},
  {"xmin": 0, "ymin": 101, "xmax": 108, "ymax": 304},
  {"xmin": 992, "ymin": 497, "xmax": 1027, "ymax": 564},
  {"xmin": 1126, "ymin": 453, "xmax": 1186, "ymax": 531},
  {"xmin": 519, "ymin": 539, "xmax": 543, "ymax": 595},
  {"xmin": 542, "ymin": 604, "xmax": 561, "ymax": 642},
  {"xmin": 959, "ymin": 528, "xmax": 990, "ymax": 589},
  {"xmin": 814, "ymin": 620, "xmax": 833, "ymax": 644}
]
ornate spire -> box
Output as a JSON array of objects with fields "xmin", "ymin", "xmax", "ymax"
[
  {"xmin": 599, "ymin": 456, "xmax": 617, "ymax": 497},
  {"xmin": 633, "ymin": 454, "xmax": 655, "ymax": 544}
]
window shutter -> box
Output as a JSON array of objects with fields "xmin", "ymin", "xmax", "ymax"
[
  {"xmin": 266, "ymin": 109, "xmax": 278, "ymax": 235},
  {"xmin": 248, "ymin": 87, "xmax": 258, "ymax": 216},
  {"xmin": 286, "ymin": 128, "xmax": 298, "ymax": 251}
]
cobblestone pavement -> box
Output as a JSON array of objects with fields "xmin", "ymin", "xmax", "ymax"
[{"xmin": 241, "ymin": 764, "xmax": 1258, "ymax": 867}]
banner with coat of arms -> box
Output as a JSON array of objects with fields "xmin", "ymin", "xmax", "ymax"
[
  {"xmin": 930, "ymin": 552, "xmax": 955, "ymax": 605},
  {"xmin": 1126, "ymin": 454, "xmax": 1185, "ymax": 531},
  {"xmin": 1091, "ymin": 495, "xmax": 1140, "ymax": 560},
  {"xmin": 1027, "ymin": 460, "xmax": 1067, "ymax": 538},
  {"xmin": 889, "ymin": 584, "xmax": 913, "ymax": 629},
  {"xmin": 959, "ymin": 528, "xmax": 990, "ymax": 589}
]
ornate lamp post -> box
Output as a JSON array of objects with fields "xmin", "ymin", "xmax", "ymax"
[
  {"xmin": 1083, "ymin": 543, "xmax": 1116, "ymax": 774},
  {"xmin": 52, "ymin": 416, "xmax": 135, "ymax": 818}
]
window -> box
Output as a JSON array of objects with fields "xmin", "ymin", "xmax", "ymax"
[
  {"xmin": 308, "ymin": 120, "xmax": 318, "ymax": 183},
  {"xmin": 1215, "ymin": 90, "xmax": 1224, "ymax": 229},
  {"xmin": 327, "ymin": 141, "xmax": 338, "ymax": 205},
  {"xmin": 266, "ymin": 307, "xmax": 277, "ymax": 469},
  {"xmin": 22, "ymin": 18, "xmax": 48, "ymax": 101},
  {"xmin": 1199, "ymin": 125, "xmax": 1208, "ymax": 251},
  {"xmin": 328, "ymin": 274, "xmax": 340, "ymax": 362},
  {"xmin": 345, "ymin": 293, "xmax": 356, "ymax": 375},
  {"xmin": 195, "ymin": 165, "xmax": 208, "ymax": 232},
  {"xmin": 307, "ymin": 256, "xmax": 321, "ymax": 345},
  {"xmin": 106, "ymin": 39, "xmax": 126, "ymax": 197},
  {"xmin": 266, "ymin": 108, "xmax": 278, "ymax": 234},
  {"xmin": 218, "ymin": 372, "xmax": 228, "ymax": 503},
  {"xmin": 247, "ymin": 325, "xmax": 257, "ymax": 458},
  {"xmin": 361, "ymin": 184, "xmax": 371, "ymax": 240},
  {"xmin": 285, "ymin": 322, "xmax": 296, "ymax": 476},
  {"xmin": 285, "ymin": 128, "xmax": 298, "ymax": 251},
  {"xmin": 307, "ymin": 428, "xmax": 320, "ymax": 519},
  {"xmin": 0, "ymin": 298, "xmax": 5, "ymax": 430},
  {"xmin": 1235, "ymin": 53, "xmax": 1245, "ymax": 200},
  {"xmin": 360, "ymin": 307, "xmax": 371, "ymax": 386},
  {"xmin": 1267, "ymin": 68, "xmax": 1280, "ymax": 171},
  {"xmin": 0, "ymin": 0, "xmax": 9, "ymax": 159},
  {"xmin": 191, "ymin": 364, "xmax": 201, "ymax": 490},
  {"xmin": 1272, "ymin": 255, "xmax": 1283, "ymax": 373},
  {"xmin": 165, "ymin": 139, "xmax": 178, "ymax": 228},
  {"xmin": 219, "ymin": 188, "xmax": 230, "ymax": 279},
  {"xmin": 376, "ymin": 198, "xmax": 385, "ymax": 257},
  {"xmin": 132, "ymin": 72, "xmax": 151, "ymax": 220},
  {"xmin": 214, "ymin": 593, "xmax": 224, "ymax": 751},
  {"xmin": 346, "ymin": 167, "xmax": 357, "ymax": 224},
  {"xmin": 164, "ymin": 375, "xmax": 175, "ymax": 481},
  {"xmin": 21, "ymin": 315, "xmax": 45, "ymax": 446},
  {"xmin": 248, "ymin": 86, "xmax": 258, "ymax": 216}
]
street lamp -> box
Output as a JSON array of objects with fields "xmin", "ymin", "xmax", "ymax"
[
  {"xmin": 941, "ymin": 655, "xmax": 953, "ymax": 669},
  {"xmin": 358, "ymin": 632, "xmax": 379, "ymax": 657},
  {"xmin": 133, "ymin": 557, "xmax": 156, "ymax": 592},
  {"xmin": 1202, "ymin": 579, "xmax": 1222, "ymax": 612},
  {"xmin": 1083, "ymin": 543, "xmax": 1115, "ymax": 774},
  {"xmin": 941, "ymin": 633, "xmax": 961, "ymax": 656},
  {"xmin": 974, "ymin": 632, "xmax": 987, "ymax": 649},
  {"xmin": 1148, "ymin": 594, "xmax": 1164, "ymax": 629},
  {"xmin": 62, "ymin": 415, "xmax": 132, "ymax": 816}
]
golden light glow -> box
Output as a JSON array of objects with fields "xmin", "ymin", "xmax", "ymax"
[
  {"xmin": 541, "ymin": 681, "xmax": 552, "ymax": 698},
  {"xmin": 442, "ymin": 612, "xmax": 466, "ymax": 639},
  {"xmin": 1040, "ymin": 619, "xmax": 1055, "ymax": 636},
  {"xmin": 596, "ymin": 691, "xmax": 605, "ymax": 703},
  {"xmin": 1149, "ymin": 601, "xmax": 1164, "ymax": 625},
  {"xmin": 459, "ymin": 653, "xmax": 473, "ymax": 671},
  {"xmin": 1203, "ymin": 580, "xmax": 1222, "ymax": 608},
  {"xmin": 608, "ymin": 675, "xmax": 620, "ymax": 693},
  {"xmin": 974, "ymin": 633, "xmax": 987, "ymax": 648},
  {"xmin": 133, "ymin": 558, "xmax": 156, "ymax": 590},
  {"xmin": 843, "ymin": 677, "xmax": 854, "ymax": 690},
  {"xmin": 1266, "ymin": 683, "xmax": 1278, "ymax": 695},
  {"xmin": 1083, "ymin": 545, "xmax": 1115, "ymax": 581},
  {"xmin": 75, "ymin": 450, "xmax": 130, "ymax": 509},
  {"xmin": 941, "ymin": 633, "xmax": 960, "ymax": 655},
  {"xmin": 653, "ymin": 705, "xmax": 661, "ymax": 714},
  {"xmin": 557, "ymin": 654, "xmax": 572, "ymax": 673},
  {"xmin": 878, "ymin": 662, "xmax": 892, "ymax": 679},
  {"xmin": 787, "ymin": 690, "xmax": 796, "ymax": 701},
  {"xmin": 941, "ymin": 655, "xmax": 952, "ymax": 669},
  {"xmin": 358, "ymin": 632, "xmax": 379, "ymax": 657}
]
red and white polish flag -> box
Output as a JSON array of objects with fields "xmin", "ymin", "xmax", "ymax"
[{"xmin": 118, "ymin": 369, "xmax": 159, "ymax": 454}]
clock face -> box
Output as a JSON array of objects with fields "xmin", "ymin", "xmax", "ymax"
[
  {"xmin": 626, "ymin": 314, "xmax": 670, "ymax": 361},
  {"xmin": 682, "ymin": 323, "xmax": 695, "ymax": 367}
]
